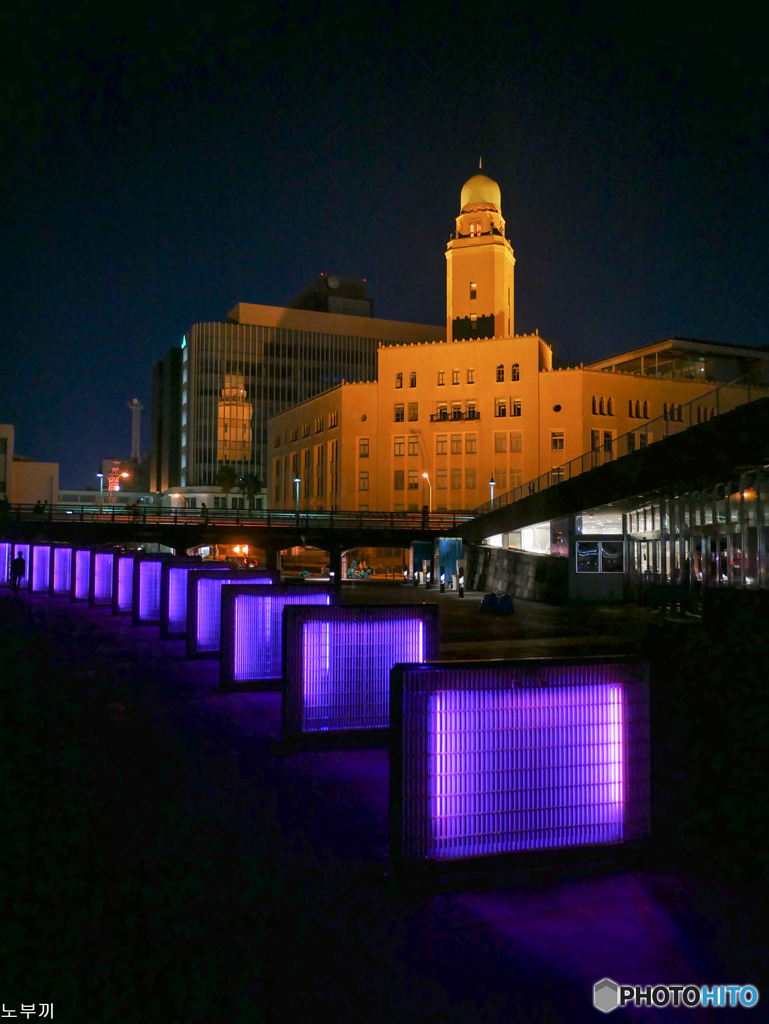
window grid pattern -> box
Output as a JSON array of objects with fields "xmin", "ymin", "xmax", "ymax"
[
  {"xmin": 0, "ymin": 542, "xmax": 12, "ymax": 584},
  {"xmin": 220, "ymin": 586, "xmax": 333, "ymax": 687},
  {"xmin": 186, "ymin": 572, "xmax": 275, "ymax": 657},
  {"xmin": 393, "ymin": 660, "xmax": 650, "ymax": 864},
  {"xmin": 163, "ymin": 564, "xmax": 221, "ymax": 636},
  {"xmin": 73, "ymin": 549, "xmax": 91, "ymax": 600},
  {"xmin": 92, "ymin": 552, "xmax": 114, "ymax": 604},
  {"xmin": 283, "ymin": 605, "xmax": 439, "ymax": 741},
  {"xmin": 30, "ymin": 545, "xmax": 51, "ymax": 593},
  {"xmin": 5, "ymin": 543, "xmax": 30, "ymax": 585},
  {"xmin": 51, "ymin": 547, "xmax": 72, "ymax": 594}
]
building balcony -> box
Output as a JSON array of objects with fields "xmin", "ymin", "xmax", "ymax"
[{"xmin": 429, "ymin": 411, "xmax": 480, "ymax": 423}]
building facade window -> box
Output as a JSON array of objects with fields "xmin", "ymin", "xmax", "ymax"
[
  {"xmin": 511, "ymin": 470, "xmax": 522, "ymax": 488},
  {"xmin": 607, "ymin": 397, "xmax": 613, "ymax": 415},
  {"xmin": 451, "ymin": 468, "xmax": 462, "ymax": 489},
  {"xmin": 410, "ymin": 371, "xmax": 417, "ymax": 388},
  {"xmin": 551, "ymin": 431, "xmax": 564, "ymax": 452},
  {"xmin": 408, "ymin": 403, "xmax": 418, "ymax": 421},
  {"xmin": 495, "ymin": 398, "xmax": 507, "ymax": 417},
  {"xmin": 436, "ymin": 435, "xmax": 447, "ymax": 455},
  {"xmin": 465, "ymin": 469, "xmax": 477, "ymax": 489},
  {"xmin": 599, "ymin": 397, "xmax": 605, "ymax": 415},
  {"xmin": 452, "ymin": 369, "xmax": 460, "ymax": 385},
  {"xmin": 603, "ymin": 431, "xmax": 613, "ymax": 454},
  {"xmin": 394, "ymin": 404, "xmax": 404, "ymax": 422},
  {"xmin": 511, "ymin": 363, "xmax": 520, "ymax": 381},
  {"xmin": 467, "ymin": 368, "xmax": 474, "ymax": 384},
  {"xmin": 450, "ymin": 434, "xmax": 462, "ymax": 454},
  {"xmin": 359, "ymin": 438, "xmax": 369, "ymax": 458},
  {"xmin": 511, "ymin": 398, "xmax": 521, "ymax": 417},
  {"xmin": 496, "ymin": 364, "xmax": 504, "ymax": 383},
  {"xmin": 510, "ymin": 432, "xmax": 522, "ymax": 452},
  {"xmin": 465, "ymin": 433, "xmax": 477, "ymax": 454},
  {"xmin": 494, "ymin": 432, "xmax": 507, "ymax": 453},
  {"xmin": 591, "ymin": 430, "xmax": 600, "ymax": 451},
  {"xmin": 437, "ymin": 469, "xmax": 447, "ymax": 489},
  {"xmin": 408, "ymin": 471, "xmax": 419, "ymax": 490},
  {"xmin": 408, "ymin": 437, "xmax": 419, "ymax": 456},
  {"xmin": 302, "ymin": 422, "xmax": 310, "ymax": 438},
  {"xmin": 628, "ymin": 399, "xmax": 634, "ymax": 418},
  {"xmin": 394, "ymin": 470, "xmax": 404, "ymax": 490},
  {"xmin": 470, "ymin": 281, "xmax": 477, "ymax": 299},
  {"xmin": 451, "ymin": 402, "xmax": 462, "ymax": 419},
  {"xmin": 635, "ymin": 400, "xmax": 641, "ymax": 418},
  {"xmin": 592, "ymin": 396, "xmax": 597, "ymax": 415},
  {"xmin": 328, "ymin": 411, "xmax": 338, "ymax": 428},
  {"xmin": 315, "ymin": 416, "xmax": 324, "ymax": 432},
  {"xmin": 438, "ymin": 370, "xmax": 445, "ymax": 386},
  {"xmin": 393, "ymin": 436, "xmax": 405, "ymax": 456},
  {"xmin": 495, "ymin": 468, "xmax": 507, "ymax": 489},
  {"xmin": 436, "ymin": 402, "xmax": 448, "ymax": 420},
  {"xmin": 466, "ymin": 402, "xmax": 477, "ymax": 419},
  {"xmin": 643, "ymin": 401, "xmax": 648, "ymax": 418},
  {"xmin": 291, "ymin": 426, "xmax": 298, "ymax": 441},
  {"xmin": 359, "ymin": 471, "xmax": 369, "ymax": 491},
  {"xmin": 395, "ymin": 372, "xmax": 402, "ymax": 389}
]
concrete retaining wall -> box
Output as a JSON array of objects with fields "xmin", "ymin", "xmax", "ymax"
[{"xmin": 466, "ymin": 545, "xmax": 568, "ymax": 603}]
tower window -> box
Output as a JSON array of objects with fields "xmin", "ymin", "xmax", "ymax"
[
  {"xmin": 511, "ymin": 363, "xmax": 520, "ymax": 381},
  {"xmin": 496, "ymin": 364, "xmax": 504, "ymax": 383},
  {"xmin": 467, "ymin": 368, "xmax": 474, "ymax": 384},
  {"xmin": 452, "ymin": 369, "xmax": 460, "ymax": 385},
  {"xmin": 438, "ymin": 370, "xmax": 445, "ymax": 386},
  {"xmin": 410, "ymin": 371, "xmax": 417, "ymax": 388},
  {"xmin": 395, "ymin": 372, "xmax": 402, "ymax": 389},
  {"xmin": 470, "ymin": 281, "xmax": 477, "ymax": 300}
]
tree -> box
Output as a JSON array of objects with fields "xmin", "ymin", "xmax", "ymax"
[
  {"xmin": 215, "ymin": 465, "xmax": 238, "ymax": 495},
  {"xmin": 238, "ymin": 473, "xmax": 265, "ymax": 508}
]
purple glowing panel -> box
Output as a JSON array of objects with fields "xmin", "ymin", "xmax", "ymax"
[
  {"xmin": 231, "ymin": 590, "xmax": 331, "ymax": 682},
  {"xmin": 93, "ymin": 553, "xmax": 114, "ymax": 603},
  {"xmin": 8, "ymin": 544, "xmax": 31, "ymax": 584},
  {"xmin": 0, "ymin": 542, "xmax": 12, "ymax": 584},
  {"xmin": 74, "ymin": 550, "xmax": 91, "ymax": 599},
  {"xmin": 282, "ymin": 605, "xmax": 439, "ymax": 741},
  {"xmin": 195, "ymin": 576, "xmax": 272, "ymax": 653},
  {"xmin": 52, "ymin": 547, "xmax": 72, "ymax": 594},
  {"xmin": 116, "ymin": 556, "xmax": 134, "ymax": 612},
  {"xmin": 392, "ymin": 660, "xmax": 650, "ymax": 865},
  {"xmin": 31, "ymin": 545, "xmax": 51, "ymax": 592},
  {"xmin": 138, "ymin": 560, "xmax": 163, "ymax": 621},
  {"xmin": 166, "ymin": 564, "xmax": 225, "ymax": 635}
]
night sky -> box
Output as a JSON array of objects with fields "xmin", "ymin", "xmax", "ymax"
[{"xmin": 1, "ymin": 4, "xmax": 766, "ymax": 487}]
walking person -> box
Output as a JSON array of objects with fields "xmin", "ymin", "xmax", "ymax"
[
  {"xmin": 10, "ymin": 550, "xmax": 26, "ymax": 594},
  {"xmin": 201, "ymin": 502, "xmax": 209, "ymax": 525}
]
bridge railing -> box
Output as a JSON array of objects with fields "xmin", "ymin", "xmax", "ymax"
[
  {"xmin": 473, "ymin": 375, "xmax": 769, "ymax": 516},
  {"xmin": 0, "ymin": 504, "xmax": 474, "ymax": 532}
]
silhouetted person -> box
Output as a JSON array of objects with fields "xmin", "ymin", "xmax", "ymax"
[
  {"xmin": 422, "ymin": 504, "xmax": 429, "ymax": 529},
  {"xmin": 201, "ymin": 502, "xmax": 209, "ymax": 525},
  {"xmin": 33, "ymin": 500, "xmax": 44, "ymax": 515},
  {"xmin": 11, "ymin": 551, "xmax": 25, "ymax": 593}
]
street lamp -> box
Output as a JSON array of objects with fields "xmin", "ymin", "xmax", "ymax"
[
  {"xmin": 489, "ymin": 474, "xmax": 496, "ymax": 507},
  {"xmin": 171, "ymin": 492, "xmax": 189, "ymax": 507},
  {"xmin": 422, "ymin": 472, "xmax": 432, "ymax": 513},
  {"xmin": 294, "ymin": 476, "xmax": 301, "ymax": 515},
  {"xmin": 96, "ymin": 473, "xmax": 104, "ymax": 508}
]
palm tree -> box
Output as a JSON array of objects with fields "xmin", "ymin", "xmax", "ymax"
[
  {"xmin": 238, "ymin": 473, "xmax": 265, "ymax": 509},
  {"xmin": 215, "ymin": 465, "xmax": 238, "ymax": 495}
]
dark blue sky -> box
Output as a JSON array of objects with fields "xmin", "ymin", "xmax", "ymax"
[{"xmin": 1, "ymin": 3, "xmax": 766, "ymax": 487}]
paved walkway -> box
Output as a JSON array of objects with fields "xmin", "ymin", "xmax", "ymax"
[{"xmin": 1, "ymin": 587, "xmax": 765, "ymax": 1022}]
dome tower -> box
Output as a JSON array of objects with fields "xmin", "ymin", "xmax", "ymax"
[{"xmin": 445, "ymin": 169, "xmax": 515, "ymax": 342}]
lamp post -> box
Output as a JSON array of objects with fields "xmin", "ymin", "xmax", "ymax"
[
  {"xmin": 171, "ymin": 492, "xmax": 189, "ymax": 507},
  {"xmin": 96, "ymin": 473, "xmax": 104, "ymax": 508},
  {"xmin": 422, "ymin": 472, "xmax": 432, "ymax": 513},
  {"xmin": 294, "ymin": 476, "xmax": 301, "ymax": 516},
  {"xmin": 489, "ymin": 474, "xmax": 496, "ymax": 508}
]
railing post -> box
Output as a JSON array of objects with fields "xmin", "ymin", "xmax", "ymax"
[{"xmin": 111, "ymin": 506, "xmax": 115, "ymax": 523}]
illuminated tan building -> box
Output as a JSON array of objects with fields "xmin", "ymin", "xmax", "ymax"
[{"xmin": 269, "ymin": 172, "xmax": 769, "ymax": 513}]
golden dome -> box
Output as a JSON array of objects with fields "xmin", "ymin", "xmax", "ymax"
[{"xmin": 460, "ymin": 173, "xmax": 501, "ymax": 211}]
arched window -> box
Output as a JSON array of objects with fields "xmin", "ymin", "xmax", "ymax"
[
  {"xmin": 511, "ymin": 363, "xmax": 520, "ymax": 381},
  {"xmin": 628, "ymin": 399, "xmax": 634, "ymax": 418},
  {"xmin": 496, "ymin": 364, "xmax": 504, "ymax": 383},
  {"xmin": 607, "ymin": 397, "xmax": 613, "ymax": 416},
  {"xmin": 592, "ymin": 396, "xmax": 597, "ymax": 415},
  {"xmin": 599, "ymin": 397, "xmax": 605, "ymax": 415},
  {"xmin": 469, "ymin": 222, "xmax": 475, "ymax": 237},
  {"xmin": 635, "ymin": 400, "xmax": 641, "ymax": 418},
  {"xmin": 642, "ymin": 401, "xmax": 648, "ymax": 418},
  {"xmin": 476, "ymin": 220, "xmax": 482, "ymax": 234}
]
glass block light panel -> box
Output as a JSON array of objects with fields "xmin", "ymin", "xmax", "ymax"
[
  {"xmin": 112, "ymin": 553, "xmax": 136, "ymax": 615},
  {"xmin": 29, "ymin": 544, "xmax": 52, "ymax": 592},
  {"xmin": 282, "ymin": 604, "xmax": 440, "ymax": 744},
  {"xmin": 50, "ymin": 546, "xmax": 72, "ymax": 595},
  {"xmin": 219, "ymin": 585, "xmax": 334, "ymax": 691},
  {"xmin": 90, "ymin": 551, "xmax": 114, "ymax": 606},
  {"xmin": 3, "ymin": 542, "xmax": 30, "ymax": 586},
  {"xmin": 390, "ymin": 659, "xmax": 650, "ymax": 867},
  {"xmin": 71, "ymin": 548, "xmax": 91, "ymax": 601},
  {"xmin": 159, "ymin": 560, "xmax": 216, "ymax": 640},
  {"xmin": 0, "ymin": 542, "xmax": 12, "ymax": 585},
  {"xmin": 186, "ymin": 570, "xmax": 277, "ymax": 658},
  {"xmin": 132, "ymin": 557, "xmax": 173, "ymax": 625}
]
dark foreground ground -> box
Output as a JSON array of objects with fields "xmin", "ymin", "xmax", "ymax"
[{"xmin": 1, "ymin": 583, "xmax": 768, "ymax": 1022}]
